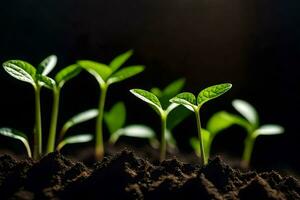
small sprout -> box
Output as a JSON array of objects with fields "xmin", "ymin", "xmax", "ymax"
[
  {"xmin": 130, "ymin": 89, "xmax": 180, "ymax": 161},
  {"xmin": 231, "ymin": 99, "xmax": 284, "ymax": 168},
  {"xmin": 59, "ymin": 109, "xmax": 98, "ymax": 141},
  {"xmin": 78, "ymin": 50, "xmax": 144, "ymax": 160},
  {"xmin": 170, "ymin": 83, "xmax": 232, "ymax": 165},
  {"xmin": 104, "ymin": 102, "xmax": 157, "ymax": 145},
  {"xmin": 56, "ymin": 134, "xmax": 93, "ymax": 151},
  {"xmin": 2, "ymin": 56, "xmax": 58, "ymax": 159},
  {"xmin": 0, "ymin": 128, "xmax": 32, "ymax": 158}
]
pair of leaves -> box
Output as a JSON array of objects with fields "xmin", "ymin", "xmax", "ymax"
[
  {"xmin": 78, "ymin": 50, "xmax": 144, "ymax": 86},
  {"xmin": 232, "ymin": 99, "xmax": 284, "ymax": 137},
  {"xmin": 104, "ymin": 102, "xmax": 157, "ymax": 144},
  {"xmin": 170, "ymin": 83, "xmax": 232, "ymax": 111}
]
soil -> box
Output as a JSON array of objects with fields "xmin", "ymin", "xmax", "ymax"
[{"xmin": 0, "ymin": 150, "xmax": 299, "ymax": 200}]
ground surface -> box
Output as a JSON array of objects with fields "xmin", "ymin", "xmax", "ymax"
[{"xmin": 0, "ymin": 150, "xmax": 299, "ymax": 200}]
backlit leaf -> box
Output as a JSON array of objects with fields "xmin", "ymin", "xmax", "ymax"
[
  {"xmin": 55, "ymin": 64, "xmax": 81, "ymax": 88},
  {"xmin": 130, "ymin": 89, "xmax": 163, "ymax": 114},
  {"xmin": 78, "ymin": 60, "xmax": 112, "ymax": 83},
  {"xmin": 109, "ymin": 50, "xmax": 133, "ymax": 72},
  {"xmin": 36, "ymin": 74, "xmax": 56, "ymax": 89},
  {"xmin": 232, "ymin": 99, "xmax": 259, "ymax": 127},
  {"xmin": 170, "ymin": 92, "xmax": 196, "ymax": 111},
  {"xmin": 57, "ymin": 134, "xmax": 93, "ymax": 150},
  {"xmin": 37, "ymin": 55, "xmax": 57, "ymax": 75},
  {"xmin": 107, "ymin": 65, "xmax": 144, "ymax": 85},
  {"xmin": 3, "ymin": 60, "xmax": 36, "ymax": 85},
  {"xmin": 197, "ymin": 83, "xmax": 232, "ymax": 106},
  {"xmin": 254, "ymin": 124, "xmax": 284, "ymax": 137}
]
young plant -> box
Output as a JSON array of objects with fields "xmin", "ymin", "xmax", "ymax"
[
  {"xmin": 78, "ymin": 50, "xmax": 144, "ymax": 160},
  {"xmin": 170, "ymin": 83, "xmax": 232, "ymax": 165},
  {"xmin": 45, "ymin": 64, "xmax": 82, "ymax": 153},
  {"xmin": 150, "ymin": 78, "xmax": 191, "ymax": 150},
  {"xmin": 2, "ymin": 56, "xmax": 58, "ymax": 159},
  {"xmin": 230, "ymin": 99, "xmax": 284, "ymax": 167},
  {"xmin": 0, "ymin": 128, "xmax": 32, "ymax": 158},
  {"xmin": 130, "ymin": 89, "xmax": 181, "ymax": 161},
  {"xmin": 104, "ymin": 102, "xmax": 157, "ymax": 145}
]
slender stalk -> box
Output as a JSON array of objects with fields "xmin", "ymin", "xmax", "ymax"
[
  {"xmin": 46, "ymin": 88, "xmax": 60, "ymax": 153},
  {"xmin": 195, "ymin": 110, "xmax": 207, "ymax": 165},
  {"xmin": 160, "ymin": 114, "xmax": 167, "ymax": 162},
  {"xmin": 95, "ymin": 84, "xmax": 108, "ymax": 160},
  {"xmin": 242, "ymin": 134, "xmax": 255, "ymax": 168},
  {"xmin": 34, "ymin": 86, "xmax": 42, "ymax": 159}
]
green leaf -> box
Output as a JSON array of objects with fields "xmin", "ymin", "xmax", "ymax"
[
  {"xmin": 36, "ymin": 74, "xmax": 56, "ymax": 89},
  {"xmin": 104, "ymin": 102, "xmax": 126, "ymax": 135},
  {"xmin": 55, "ymin": 64, "xmax": 81, "ymax": 88},
  {"xmin": 60, "ymin": 109, "xmax": 98, "ymax": 139},
  {"xmin": 169, "ymin": 92, "xmax": 196, "ymax": 111},
  {"xmin": 109, "ymin": 50, "xmax": 133, "ymax": 72},
  {"xmin": 0, "ymin": 128, "xmax": 32, "ymax": 157},
  {"xmin": 162, "ymin": 78, "xmax": 185, "ymax": 98},
  {"xmin": 254, "ymin": 124, "xmax": 284, "ymax": 137},
  {"xmin": 78, "ymin": 60, "xmax": 112, "ymax": 84},
  {"xmin": 109, "ymin": 125, "xmax": 155, "ymax": 144},
  {"xmin": 130, "ymin": 89, "xmax": 163, "ymax": 114},
  {"xmin": 189, "ymin": 129, "xmax": 210, "ymax": 158},
  {"xmin": 190, "ymin": 137, "xmax": 201, "ymax": 157},
  {"xmin": 37, "ymin": 55, "xmax": 57, "ymax": 75},
  {"xmin": 107, "ymin": 65, "xmax": 144, "ymax": 85},
  {"xmin": 232, "ymin": 99, "xmax": 259, "ymax": 127},
  {"xmin": 2, "ymin": 60, "xmax": 36, "ymax": 85},
  {"xmin": 150, "ymin": 87, "xmax": 163, "ymax": 98},
  {"xmin": 57, "ymin": 134, "xmax": 93, "ymax": 150},
  {"xmin": 197, "ymin": 83, "xmax": 232, "ymax": 106},
  {"xmin": 167, "ymin": 106, "xmax": 192, "ymax": 130}
]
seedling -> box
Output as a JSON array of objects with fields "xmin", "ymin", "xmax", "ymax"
[
  {"xmin": 150, "ymin": 78, "xmax": 191, "ymax": 150},
  {"xmin": 78, "ymin": 50, "xmax": 144, "ymax": 160},
  {"xmin": 130, "ymin": 89, "xmax": 181, "ymax": 161},
  {"xmin": 104, "ymin": 102, "xmax": 157, "ymax": 145},
  {"xmin": 2, "ymin": 56, "xmax": 59, "ymax": 159},
  {"xmin": 230, "ymin": 99, "xmax": 284, "ymax": 167},
  {"xmin": 170, "ymin": 83, "xmax": 232, "ymax": 165},
  {"xmin": 0, "ymin": 128, "xmax": 32, "ymax": 158},
  {"xmin": 190, "ymin": 111, "xmax": 238, "ymax": 159}
]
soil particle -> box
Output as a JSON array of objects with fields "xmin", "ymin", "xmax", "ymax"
[{"xmin": 0, "ymin": 150, "xmax": 299, "ymax": 200}]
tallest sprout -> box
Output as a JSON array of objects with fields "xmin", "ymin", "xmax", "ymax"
[
  {"xmin": 170, "ymin": 83, "xmax": 232, "ymax": 165},
  {"xmin": 78, "ymin": 50, "xmax": 144, "ymax": 160}
]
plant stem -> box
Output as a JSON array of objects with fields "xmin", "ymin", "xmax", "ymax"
[
  {"xmin": 95, "ymin": 84, "xmax": 108, "ymax": 160},
  {"xmin": 242, "ymin": 134, "xmax": 255, "ymax": 168},
  {"xmin": 160, "ymin": 114, "xmax": 167, "ymax": 162},
  {"xmin": 34, "ymin": 86, "xmax": 42, "ymax": 160},
  {"xmin": 195, "ymin": 110, "xmax": 207, "ymax": 165},
  {"xmin": 46, "ymin": 88, "xmax": 60, "ymax": 153}
]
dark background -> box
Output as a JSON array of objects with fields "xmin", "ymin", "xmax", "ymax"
[{"xmin": 0, "ymin": 0, "xmax": 299, "ymax": 173}]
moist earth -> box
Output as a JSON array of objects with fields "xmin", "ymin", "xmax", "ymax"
[{"xmin": 0, "ymin": 150, "xmax": 299, "ymax": 200}]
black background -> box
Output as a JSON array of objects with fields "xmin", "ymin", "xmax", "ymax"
[{"xmin": 0, "ymin": 0, "xmax": 299, "ymax": 173}]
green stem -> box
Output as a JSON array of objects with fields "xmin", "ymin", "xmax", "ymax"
[
  {"xmin": 195, "ymin": 110, "xmax": 207, "ymax": 165},
  {"xmin": 160, "ymin": 114, "xmax": 167, "ymax": 162},
  {"xmin": 95, "ymin": 84, "xmax": 108, "ymax": 160},
  {"xmin": 34, "ymin": 86, "xmax": 42, "ymax": 160},
  {"xmin": 242, "ymin": 134, "xmax": 255, "ymax": 168},
  {"xmin": 46, "ymin": 88, "xmax": 60, "ymax": 153}
]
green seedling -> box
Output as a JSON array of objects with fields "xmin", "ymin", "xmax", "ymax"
[
  {"xmin": 170, "ymin": 83, "xmax": 232, "ymax": 165},
  {"xmin": 0, "ymin": 128, "xmax": 32, "ymax": 158},
  {"xmin": 2, "ymin": 56, "xmax": 59, "ymax": 159},
  {"xmin": 130, "ymin": 89, "xmax": 181, "ymax": 161},
  {"xmin": 190, "ymin": 111, "xmax": 237, "ymax": 159},
  {"xmin": 78, "ymin": 50, "xmax": 144, "ymax": 160},
  {"xmin": 104, "ymin": 102, "xmax": 157, "ymax": 145},
  {"xmin": 230, "ymin": 99, "xmax": 284, "ymax": 167},
  {"xmin": 56, "ymin": 134, "xmax": 93, "ymax": 151},
  {"xmin": 150, "ymin": 78, "xmax": 191, "ymax": 150}
]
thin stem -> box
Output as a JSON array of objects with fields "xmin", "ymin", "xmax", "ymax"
[
  {"xmin": 195, "ymin": 110, "xmax": 207, "ymax": 165},
  {"xmin": 34, "ymin": 86, "xmax": 42, "ymax": 160},
  {"xmin": 160, "ymin": 114, "xmax": 167, "ymax": 162},
  {"xmin": 46, "ymin": 88, "xmax": 60, "ymax": 153},
  {"xmin": 242, "ymin": 134, "xmax": 256, "ymax": 168},
  {"xmin": 95, "ymin": 84, "xmax": 108, "ymax": 160}
]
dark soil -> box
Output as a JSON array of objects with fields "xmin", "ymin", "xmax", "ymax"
[{"xmin": 0, "ymin": 150, "xmax": 299, "ymax": 200}]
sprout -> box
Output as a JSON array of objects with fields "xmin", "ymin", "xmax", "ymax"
[
  {"xmin": 0, "ymin": 128, "xmax": 32, "ymax": 158},
  {"xmin": 231, "ymin": 99, "xmax": 284, "ymax": 168},
  {"xmin": 104, "ymin": 102, "xmax": 157, "ymax": 145},
  {"xmin": 78, "ymin": 50, "xmax": 144, "ymax": 160},
  {"xmin": 130, "ymin": 89, "xmax": 181, "ymax": 161},
  {"xmin": 170, "ymin": 83, "xmax": 232, "ymax": 165}
]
